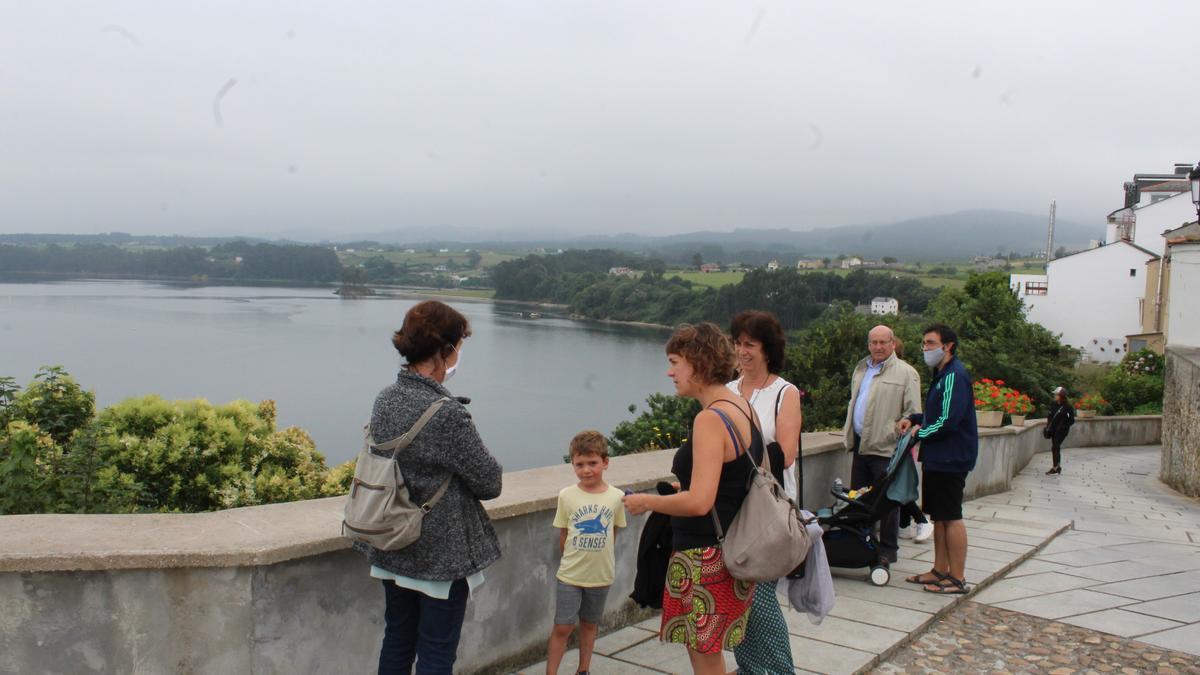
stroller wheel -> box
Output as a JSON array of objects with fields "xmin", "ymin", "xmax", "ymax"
[{"xmin": 869, "ymin": 566, "xmax": 890, "ymax": 586}]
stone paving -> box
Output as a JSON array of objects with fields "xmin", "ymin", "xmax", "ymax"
[
  {"xmin": 517, "ymin": 445, "xmax": 1200, "ymax": 674},
  {"xmin": 874, "ymin": 445, "xmax": 1200, "ymax": 674},
  {"xmin": 872, "ymin": 600, "xmax": 1200, "ymax": 675}
]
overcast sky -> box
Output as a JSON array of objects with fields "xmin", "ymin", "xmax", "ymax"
[{"xmin": 1, "ymin": 1, "xmax": 1196, "ymax": 240}]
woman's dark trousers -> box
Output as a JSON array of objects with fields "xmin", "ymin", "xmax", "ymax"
[
  {"xmin": 1050, "ymin": 433, "xmax": 1067, "ymax": 467},
  {"xmin": 379, "ymin": 578, "xmax": 469, "ymax": 675}
]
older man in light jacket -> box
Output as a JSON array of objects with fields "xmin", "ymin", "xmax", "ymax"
[{"xmin": 843, "ymin": 325, "xmax": 924, "ymax": 563}]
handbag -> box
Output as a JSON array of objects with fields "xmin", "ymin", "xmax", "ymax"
[
  {"xmin": 342, "ymin": 397, "xmax": 453, "ymax": 551},
  {"xmin": 708, "ymin": 404, "xmax": 814, "ymax": 583}
]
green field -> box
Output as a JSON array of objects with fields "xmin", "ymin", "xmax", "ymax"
[{"xmin": 668, "ymin": 270, "xmax": 746, "ymax": 288}]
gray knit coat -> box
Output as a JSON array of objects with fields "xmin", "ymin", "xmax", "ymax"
[{"xmin": 354, "ymin": 369, "xmax": 503, "ymax": 580}]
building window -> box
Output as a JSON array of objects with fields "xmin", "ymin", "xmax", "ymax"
[
  {"xmin": 1130, "ymin": 339, "xmax": 1147, "ymax": 352},
  {"xmin": 1025, "ymin": 281, "xmax": 1048, "ymax": 295},
  {"xmin": 1130, "ymin": 268, "xmax": 1136, "ymax": 277}
]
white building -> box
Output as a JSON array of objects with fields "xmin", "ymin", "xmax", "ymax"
[
  {"xmin": 1166, "ymin": 239, "xmax": 1200, "ymax": 348},
  {"xmin": 766, "ymin": 260, "xmax": 780, "ymax": 271},
  {"xmin": 1012, "ymin": 241, "xmax": 1158, "ymax": 362},
  {"xmin": 870, "ymin": 297, "xmax": 899, "ymax": 315},
  {"xmin": 840, "ymin": 256, "xmax": 863, "ymax": 269}
]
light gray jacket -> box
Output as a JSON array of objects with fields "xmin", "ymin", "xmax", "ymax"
[
  {"xmin": 355, "ymin": 370, "xmax": 503, "ymax": 580},
  {"xmin": 842, "ymin": 352, "xmax": 922, "ymax": 458}
]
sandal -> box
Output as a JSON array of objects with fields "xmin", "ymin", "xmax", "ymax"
[
  {"xmin": 923, "ymin": 575, "xmax": 969, "ymax": 594},
  {"xmin": 905, "ymin": 569, "xmax": 948, "ymax": 585}
]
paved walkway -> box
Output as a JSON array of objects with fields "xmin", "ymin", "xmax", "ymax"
[{"xmin": 517, "ymin": 445, "xmax": 1200, "ymax": 674}]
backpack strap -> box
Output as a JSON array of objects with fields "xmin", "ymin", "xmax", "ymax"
[
  {"xmin": 705, "ymin": 401, "xmax": 766, "ymax": 543},
  {"xmin": 368, "ymin": 397, "xmax": 454, "ymax": 512},
  {"xmin": 372, "ymin": 397, "xmax": 451, "ymax": 459}
]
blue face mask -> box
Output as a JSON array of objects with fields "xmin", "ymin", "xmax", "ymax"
[{"xmin": 923, "ymin": 347, "xmax": 944, "ymax": 368}]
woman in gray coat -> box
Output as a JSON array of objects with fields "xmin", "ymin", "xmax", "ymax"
[{"xmin": 356, "ymin": 300, "xmax": 503, "ymax": 674}]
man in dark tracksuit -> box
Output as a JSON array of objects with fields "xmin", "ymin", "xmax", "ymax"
[{"xmin": 897, "ymin": 324, "xmax": 978, "ymax": 594}]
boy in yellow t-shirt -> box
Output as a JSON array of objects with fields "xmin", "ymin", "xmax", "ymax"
[{"xmin": 546, "ymin": 431, "xmax": 627, "ymax": 675}]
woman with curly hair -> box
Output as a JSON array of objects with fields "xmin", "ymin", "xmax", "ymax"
[{"xmin": 624, "ymin": 322, "xmax": 759, "ymax": 674}]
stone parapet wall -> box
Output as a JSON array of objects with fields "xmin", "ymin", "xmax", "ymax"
[
  {"xmin": 1162, "ymin": 346, "xmax": 1200, "ymax": 497},
  {"xmin": 0, "ymin": 418, "xmax": 1162, "ymax": 674}
]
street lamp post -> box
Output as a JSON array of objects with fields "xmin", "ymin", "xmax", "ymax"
[{"xmin": 1190, "ymin": 162, "xmax": 1200, "ymax": 222}]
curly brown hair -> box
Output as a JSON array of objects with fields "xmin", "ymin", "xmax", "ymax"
[
  {"xmin": 729, "ymin": 310, "xmax": 787, "ymax": 374},
  {"xmin": 569, "ymin": 430, "xmax": 609, "ymax": 460},
  {"xmin": 392, "ymin": 300, "xmax": 472, "ymax": 365},
  {"xmin": 665, "ymin": 322, "xmax": 737, "ymax": 386}
]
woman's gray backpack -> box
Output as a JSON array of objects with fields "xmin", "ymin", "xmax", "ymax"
[
  {"xmin": 710, "ymin": 406, "xmax": 814, "ymax": 583},
  {"xmin": 342, "ymin": 397, "xmax": 452, "ymax": 551}
]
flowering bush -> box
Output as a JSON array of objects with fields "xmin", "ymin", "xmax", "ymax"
[
  {"xmin": 972, "ymin": 378, "xmax": 1010, "ymax": 412},
  {"xmin": 1005, "ymin": 391, "xmax": 1034, "ymax": 416},
  {"xmin": 1076, "ymin": 392, "xmax": 1107, "ymax": 411},
  {"xmin": 1122, "ymin": 349, "xmax": 1163, "ymax": 377}
]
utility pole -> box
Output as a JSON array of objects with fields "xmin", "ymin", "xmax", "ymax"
[{"xmin": 1045, "ymin": 200, "xmax": 1056, "ymax": 262}]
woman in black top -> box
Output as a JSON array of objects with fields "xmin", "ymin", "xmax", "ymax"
[
  {"xmin": 1045, "ymin": 386, "xmax": 1075, "ymax": 475},
  {"xmin": 624, "ymin": 323, "xmax": 759, "ymax": 675}
]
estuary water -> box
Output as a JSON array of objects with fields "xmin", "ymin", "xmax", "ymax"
[{"xmin": 0, "ymin": 280, "xmax": 674, "ymax": 470}]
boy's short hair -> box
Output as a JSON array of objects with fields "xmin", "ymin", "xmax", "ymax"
[{"xmin": 569, "ymin": 431, "xmax": 609, "ymax": 460}]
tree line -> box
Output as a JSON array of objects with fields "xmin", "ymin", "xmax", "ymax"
[
  {"xmin": 0, "ymin": 241, "xmax": 342, "ymax": 283},
  {"xmin": 492, "ymin": 249, "xmax": 936, "ymax": 331},
  {"xmin": 611, "ymin": 272, "xmax": 1082, "ymax": 452}
]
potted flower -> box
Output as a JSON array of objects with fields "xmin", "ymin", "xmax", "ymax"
[
  {"xmin": 973, "ymin": 378, "xmax": 1008, "ymax": 428},
  {"xmin": 1076, "ymin": 392, "xmax": 1106, "ymax": 418},
  {"xmin": 1004, "ymin": 390, "xmax": 1034, "ymax": 426}
]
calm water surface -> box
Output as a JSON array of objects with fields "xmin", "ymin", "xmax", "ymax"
[{"xmin": 0, "ymin": 280, "xmax": 674, "ymax": 470}]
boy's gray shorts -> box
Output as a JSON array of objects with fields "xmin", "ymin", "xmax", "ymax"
[{"xmin": 554, "ymin": 580, "xmax": 610, "ymax": 625}]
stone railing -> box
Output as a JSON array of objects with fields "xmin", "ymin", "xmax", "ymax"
[{"xmin": 0, "ymin": 416, "xmax": 1161, "ymax": 674}]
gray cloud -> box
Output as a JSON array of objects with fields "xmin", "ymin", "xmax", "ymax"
[{"xmin": 0, "ymin": 1, "xmax": 1196, "ymax": 239}]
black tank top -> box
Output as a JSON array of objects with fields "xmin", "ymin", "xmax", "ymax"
[{"xmin": 669, "ymin": 402, "xmax": 765, "ymax": 550}]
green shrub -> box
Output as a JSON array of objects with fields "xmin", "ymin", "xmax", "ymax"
[
  {"xmin": 1099, "ymin": 351, "xmax": 1164, "ymax": 415},
  {"xmin": 0, "ymin": 367, "xmax": 346, "ymax": 514},
  {"xmin": 609, "ymin": 393, "xmax": 701, "ymax": 457}
]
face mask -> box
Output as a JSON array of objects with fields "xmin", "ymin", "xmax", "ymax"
[
  {"xmin": 923, "ymin": 347, "xmax": 944, "ymax": 368},
  {"xmin": 443, "ymin": 346, "xmax": 461, "ymax": 382}
]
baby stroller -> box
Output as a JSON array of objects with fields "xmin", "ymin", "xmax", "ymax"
[{"xmin": 816, "ymin": 430, "xmax": 920, "ymax": 586}]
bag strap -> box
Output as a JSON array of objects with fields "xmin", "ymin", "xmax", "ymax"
[
  {"xmin": 367, "ymin": 397, "xmax": 454, "ymax": 512},
  {"xmin": 706, "ymin": 400, "xmax": 767, "ymax": 542},
  {"xmin": 371, "ymin": 397, "xmax": 451, "ymax": 459},
  {"xmin": 773, "ymin": 383, "xmax": 804, "ymax": 506}
]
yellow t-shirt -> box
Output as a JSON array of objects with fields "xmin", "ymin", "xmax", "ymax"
[{"xmin": 553, "ymin": 484, "xmax": 627, "ymax": 587}]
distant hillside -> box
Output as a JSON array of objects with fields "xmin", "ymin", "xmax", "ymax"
[
  {"xmin": 338, "ymin": 209, "xmax": 1095, "ymax": 262},
  {"xmin": 570, "ymin": 210, "xmax": 1096, "ymax": 262}
]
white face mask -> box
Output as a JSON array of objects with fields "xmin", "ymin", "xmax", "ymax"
[
  {"xmin": 923, "ymin": 347, "xmax": 945, "ymax": 368},
  {"xmin": 443, "ymin": 345, "xmax": 461, "ymax": 382}
]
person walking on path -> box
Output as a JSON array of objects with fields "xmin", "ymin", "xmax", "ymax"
[
  {"xmin": 843, "ymin": 325, "xmax": 927, "ymax": 564},
  {"xmin": 726, "ymin": 311, "xmax": 801, "ymax": 674},
  {"xmin": 623, "ymin": 323, "xmax": 758, "ymax": 675},
  {"xmin": 897, "ymin": 324, "xmax": 978, "ymax": 595},
  {"xmin": 1044, "ymin": 386, "xmax": 1075, "ymax": 475},
  {"xmin": 358, "ymin": 300, "xmax": 504, "ymax": 674}
]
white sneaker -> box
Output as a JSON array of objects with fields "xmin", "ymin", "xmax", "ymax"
[
  {"xmin": 914, "ymin": 522, "xmax": 934, "ymax": 543},
  {"xmin": 899, "ymin": 524, "xmax": 914, "ymax": 540}
]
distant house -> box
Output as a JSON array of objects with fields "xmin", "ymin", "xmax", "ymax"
[
  {"xmin": 438, "ymin": 248, "xmax": 449, "ymax": 253},
  {"xmin": 870, "ymin": 297, "xmax": 899, "ymax": 316},
  {"xmin": 796, "ymin": 259, "xmax": 824, "ymax": 270},
  {"xmin": 404, "ymin": 248, "xmax": 416, "ymax": 254},
  {"xmin": 766, "ymin": 260, "xmax": 780, "ymax": 271},
  {"xmin": 433, "ymin": 264, "xmax": 449, "ymax": 272},
  {"xmin": 608, "ymin": 266, "xmax": 639, "ymax": 278},
  {"xmin": 840, "ymin": 256, "xmax": 863, "ymax": 269},
  {"xmin": 699, "ymin": 263, "xmax": 721, "ymax": 273}
]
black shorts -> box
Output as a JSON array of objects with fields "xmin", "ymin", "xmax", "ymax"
[{"xmin": 922, "ymin": 470, "xmax": 967, "ymax": 521}]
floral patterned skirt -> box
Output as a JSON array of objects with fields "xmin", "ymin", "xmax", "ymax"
[{"xmin": 660, "ymin": 546, "xmax": 756, "ymax": 654}]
